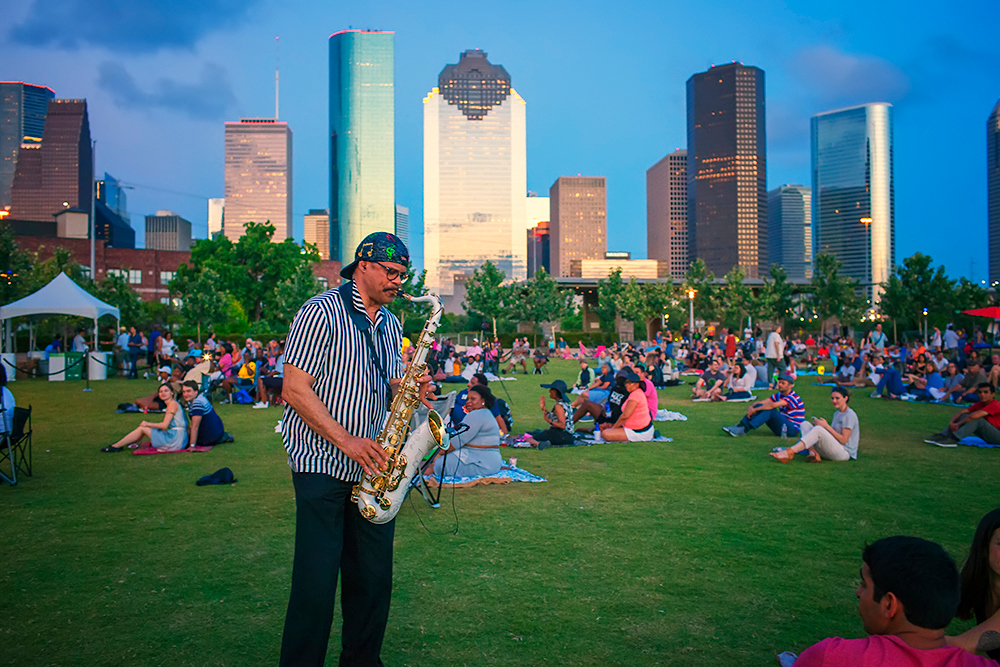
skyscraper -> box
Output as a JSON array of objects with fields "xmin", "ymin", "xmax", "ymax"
[
  {"xmin": 329, "ymin": 30, "xmax": 395, "ymax": 265},
  {"xmin": 9, "ymin": 98, "xmax": 92, "ymax": 223},
  {"xmin": 549, "ymin": 176, "xmax": 606, "ymax": 277},
  {"xmin": 768, "ymin": 184, "xmax": 812, "ymax": 280},
  {"xmin": 223, "ymin": 118, "xmax": 292, "ymax": 242},
  {"xmin": 811, "ymin": 103, "xmax": 894, "ymax": 298},
  {"xmin": 647, "ymin": 149, "xmax": 688, "ymax": 279},
  {"xmin": 424, "ymin": 49, "xmax": 527, "ymax": 295},
  {"xmin": 527, "ymin": 221, "xmax": 550, "ymax": 277},
  {"xmin": 1, "ymin": 81, "xmax": 54, "ymax": 211},
  {"xmin": 207, "ymin": 198, "xmax": 224, "ymax": 238},
  {"xmin": 394, "ymin": 205, "xmax": 409, "ymax": 248},
  {"xmin": 95, "ymin": 172, "xmax": 134, "ymax": 248},
  {"xmin": 304, "ymin": 209, "xmax": 330, "ymax": 259},
  {"xmin": 989, "ymin": 100, "xmax": 1000, "ymax": 287},
  {"xmin": 145, "ymin": 210, "xmax": 192, "ymax": 251},
  {"xmin": 686, "ymin": 63, "xmax": 767, "ymax": 279}
]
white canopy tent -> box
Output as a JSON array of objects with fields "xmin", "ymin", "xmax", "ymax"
[{"xmin": 0, "ymin": 272, "xmax": 120, "ymax": 353}]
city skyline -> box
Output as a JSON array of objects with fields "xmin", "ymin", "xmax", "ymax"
[{"xmin": 0, "ymin": 0, "xmax": 997, "ymax": 282}]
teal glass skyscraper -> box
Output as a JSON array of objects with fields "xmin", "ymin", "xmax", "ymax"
[
  {"xmin": 0, "ymin": 81, "xmax": 54, "ymax": 211},
  {"xmin": 988, "ymin": 99, "xmax": 1000, "ymax": 287},
  {"xmin": 329, "ymin": 30, "xmax": 395, "ymax": 265},
  {"xmin": 811, "ymin": 103, "xmax": 894, "ymax": 300}
]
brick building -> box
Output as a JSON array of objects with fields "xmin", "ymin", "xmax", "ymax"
[{"xmin": 14, "ymin": 235, "xmax": 342, "ymax": 302}]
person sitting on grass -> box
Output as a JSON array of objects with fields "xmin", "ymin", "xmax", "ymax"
[
  {"xmin": 222, "ymin": 349, "xmax": 257, "ymax": 402},
  {"xmin": 524, "ymin": 379, "xmax": 576, "ymax": 450},
  {"xmin": 908, "ymin": 362, "xmax": 945, "ymax": 402},
  {"xmin": 692, "ymin": 357, "xmax": 726, "ymax": 400},
  {"xmin": 253, "ymin": 343, "xmax": 284, "ymax": 409},
  {"xmin": 792, "ymin": 536, "xmax": 995, "ymax": 667},
  {"xmin": 574, "ymin": 360, "xmax": 593, "ymax": 390},
  {"xmin": 770, "ymin": 386, "xmax": 859, "ymax": 463},
  {"xmin": 592, "ymin": 369, "xmax": 655, "ymax": 443},
  {"xmin": 432, "ymin": 384, "xmax": 502, "ymax": 477},
  {"xmin": 572, "ymin": 363, "xmax": 614, "ymax": 408},
  {"xmin": 722, "ymin": 374, "xmax": 803, "ymax": 438},
  {"xmin": 929, "ymin": 383, "xmax": 1000, "ymax": 445},
  {"xmin": 180, "ymin": 380, "xmax": 229, "ymax": 447},
  {"xmin": 102, "ymin": 383, "xmax": 188, "ymax": 452},
  {"xmin": 948, "ymin": 507, "xmax": 1000, "ymax": 660},
  {"xmin": 532, "ymin": 348, "xmax": 549, "ymax": 374},
  {"xmin": 635, "ymin": 364, "xmax": 659, "ymax": 415},
  {"xmin": 948, "ymin": 360, "xmax": 989, "ymax": 404},
  {"xmin": 717, "ymin": 360, "xmax": 755, "ymax": 401}
]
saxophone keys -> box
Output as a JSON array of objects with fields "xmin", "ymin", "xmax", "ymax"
[
  {"xmin": 378, "ymin": 497, "xmax": 392, "ymax": 510},
  {"xmin": 360, "ymin": 505, "xmax": 377, "ymax": 520},
  {"xmin": 396, "ymin": 454, "xmax": 407, "ymax": 469}
]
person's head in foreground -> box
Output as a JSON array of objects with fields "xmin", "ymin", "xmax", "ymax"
[
  {"xmin": 466, "ymin": 384, "xmax": 495, "ymax": 411},
  {"xmin": 340, "ymin": 231, "xmax": 411, "ymax": 306},
  {"xmin": 622, "ymin": 369, "xmax": 643, "ymax": 394},
  {"xmin": 976, "ymin": 383, "xmax": 995, "ymax": 403},
  {"xmin": 794, "ymin": 535, "xmax": 991, "ymax": 665},
  {"xmin": 776, "ymin": 374, "xmax": 795, "ymax": 394},
  {"xmin": 157, "ymin": 383, "xmax": 177, "ymax": 404},
  {"xmin": 957, "ymin": 507, "xmax": 1000, "ymax": 624},
  {"xmin": 181, "ymin": 380, "xmax": 200, "ymax": 403},
  {"xmin": 830, "ymin": 386, "xmax": 850, "ymax": 409}
]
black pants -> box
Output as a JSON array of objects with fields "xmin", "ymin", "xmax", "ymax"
[{"xmin": 280, "ymin": 473, "xmax": 395, "ymax": 667}]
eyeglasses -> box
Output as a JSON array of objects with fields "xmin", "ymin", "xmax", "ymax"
[{"xmin": 371, "ymin": 261, "xmax": 411, "ymax": 283}]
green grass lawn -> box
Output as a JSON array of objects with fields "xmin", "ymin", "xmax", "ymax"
[{"xmin": 2, "ymin": 360, "xmax": 996, "ymax": 666}]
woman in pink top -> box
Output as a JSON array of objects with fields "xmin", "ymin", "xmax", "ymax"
[
  {"xmin": 636, "ymin": 364, "xmax": 659, "ymax": 417},
  {"xmin": 596, "ymin": 369, "xmax": 655, "ymax": 442}
]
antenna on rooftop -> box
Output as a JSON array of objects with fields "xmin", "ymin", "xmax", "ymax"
[{"xmin": 275, "ymin": 36, "xmax": 280, "ymax": 120}]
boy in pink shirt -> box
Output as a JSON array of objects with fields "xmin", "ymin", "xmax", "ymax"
[{"xmin": 793, "ymin": 536, "xmax": 995, "ymax": 666}]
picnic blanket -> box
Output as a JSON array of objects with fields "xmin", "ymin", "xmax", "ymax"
[
  {"xmin": 923, "ymin": 436, "xmax": 1000, "ymax": 448},
  {"xmin": 812, "ymin": 382, "xmax": 839, "ymax": 387},
  {"xmin": 576, "ymin": 433, "xmax": 674, "ymax": 444},
  {"xmin": 132, "ymin": 444, "xmax": 214, "ymax": 455},
  {"xmin": 655, "ymin": 409, "xmax": 687, "ymax": 421},
  {"xmin": 423, "ymin": 462, "xmax": 546, "ymax": 488},
  {"xmin": 725, "ymin": 395, "xmax": 758, "ymax": 403}
]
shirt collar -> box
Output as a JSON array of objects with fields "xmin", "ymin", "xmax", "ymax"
[{"xmin": 350, "ymin": 281, "xmax": 385, "ymax": 332}]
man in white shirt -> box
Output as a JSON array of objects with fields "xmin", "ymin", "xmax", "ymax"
[
  {"xmin": 943, "ymin": 325, "xmax": 960, "ymax": 353},
  {"xmin": 72, "ymin": 329, "xmax": 88, "ymax": 353},
  {"xmin": 114, "ymin": 327, "xmax": 130, "ymax": 373},
  {"xmin": 765, "ymin": 325, "xmax": 785, "ymax": 388},
  {"xmin": 869, "ymin": 323, "xmax": 888, "ymax": 353}
]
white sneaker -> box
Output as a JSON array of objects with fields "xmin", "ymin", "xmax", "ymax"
[{"xmin": 252, "ymin": 402, "xmax": 268, "ymax": 409}]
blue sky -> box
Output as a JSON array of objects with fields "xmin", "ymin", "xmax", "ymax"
[{"xmin": 3, "ymin": 0, "xmax": 999, "ymax": 282}]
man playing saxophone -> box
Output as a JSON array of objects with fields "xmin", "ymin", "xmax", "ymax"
[{"xmin": 279, "ymin": 232, "xmax": 420, "ymax": 667}]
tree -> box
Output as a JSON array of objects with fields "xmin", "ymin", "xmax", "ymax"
[
  {"xmin": 0, "ymin": 226, "xmax": 35, "ymax": 305},
  {"xmin": 880, "ymin": 253, "xmax": 956, "ymax": 333},
  {"xmin": 463, "ymin": 261, "xmax": 511, "ymax": 338},
  {"xmin": 518, "ymin": 268, "xmax": 574, "ymax": 340},
  {"xmin": 596, "ymin": 267, "xmax": 626, "ymax": 332},
  {"xmin": 757, "ymin": 264, "xmax": 796, "ymax": 324},
  {"xmin": 810, "ymin": 253, "xmax": 864, "ymax": 335},
  {"xmin": 171, "ymin": 268, "xmax": 234, "ymax": 342},
  {"xmin": 618, "ymin": 280, "xmax": 677, "ymax": 340},
  {"xmin": 272, "ymin": 264, "xmax": 323, "ymax": 330},
  {"xmin": 683, "ymin": 259, "xmax": 721, "ymax": 326},
  {"xmin": 89, "ymin": 273, "xmax": 143, "ymax": 328},
  {"xmin": 719, "ymin": 266, "xmax": 754, "ymax": 328}
]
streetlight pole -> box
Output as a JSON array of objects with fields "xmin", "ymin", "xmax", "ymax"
[
  {"xmin": 861, "ymin": 217, "xmax": 872, "ymax": 301},
  {"xmin": 687, "ymin": 288, "xmax": 696, "ymax": 342},
  {"xmin": 923, "ymin": 307, "xmax": 928, "ymax": 344}
]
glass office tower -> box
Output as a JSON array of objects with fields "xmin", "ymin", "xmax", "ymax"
[
  {"xmin": 223, "ymin": 118, "xmax": 292, "ymax": 242},
  {"xmin": 329, "ymin": 30, "xmax": 395, "ymax": 265},
  {"xmin": 767, "ymin": 184, "xmax": 812, "ymax": 280},
  {"xmin": 686, "ymin": 63, "xmax": 767, "ymax": 279},
  {"xmin": 0, "ymin": 81, "xmax": 54, "ymax": 211},
  {"xmin": 811, "ymin": 103, "xmax": 894, "ymax": 299},
  {"xmin": 424, "ymin": 50, "xmax": 527, "ymax": 295},
  {"xmin": 989, "ymin": 100, "xmax": 1000, "ymax": 288}
]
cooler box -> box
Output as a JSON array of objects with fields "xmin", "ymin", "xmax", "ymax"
[
  {"xmin": 48, "ymin": 353, "xmax": 66, "ymax": 382},
  {"xmin": 64, "ymin": 352, "xmax": 84, "ymax": 381},
  {"xmin": 88, "ymin": 352, "xmax": 109, "ymax": 381}
]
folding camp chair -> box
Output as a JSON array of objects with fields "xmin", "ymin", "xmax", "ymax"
[
  {"xmin": 409, "ymin": 391, "xmax": 458, "ymax": 508},
  {"xmin": 0, "ymin": 406, "xmax": 32, "ymax": 486}
]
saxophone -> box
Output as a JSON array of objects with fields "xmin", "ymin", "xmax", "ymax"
[{"xmin": 352, "ymin": 293, "xmax": 449, "ymax": 523}]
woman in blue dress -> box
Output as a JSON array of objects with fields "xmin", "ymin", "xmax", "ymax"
[{"xmin": 102, "ymin": 383, "xmax": 189, "ymax": 452}]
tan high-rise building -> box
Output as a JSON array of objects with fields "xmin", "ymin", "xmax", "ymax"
[
  {"xmin": 549, "ymin": 176, "xmax": 606, "ymax": 277},
  {"xmin": 646, "ymin": 149, "xmax": 688, "ymax": 279},
  {"xmin": 303, "ymin": 209, "xmax": 330, "ymax": 259},
  {"xmin": 224, "ymin": 118, "xmax": 292, "ymax": 242}
]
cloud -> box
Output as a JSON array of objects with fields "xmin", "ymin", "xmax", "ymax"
[
  {"xmin": 789, "ymin": 45, "xmax": 910, "ymax": 106},
  {"xmin": 97, "ymin": 61, "xmax": 236, "ymax": 120},
  {"xmin": 9, "ymin": 0, "xmax": 261, "ymax": 53}
]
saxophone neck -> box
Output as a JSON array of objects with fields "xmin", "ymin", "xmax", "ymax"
[{"xmin": 401, "ymin": 293, "xmax": 444, "ymax": 314}]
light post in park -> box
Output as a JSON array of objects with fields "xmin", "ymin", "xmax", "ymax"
[
  {"xmin": 923, "ymin": 307, "xmax": 929, "ymax": 344},
  {"xmin": 687, "ymin": 288, "xmax": 696, "ymax": 341}
]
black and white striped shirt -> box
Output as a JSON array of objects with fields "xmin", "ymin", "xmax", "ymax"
[{"xmin": 281, "ymin": 282, "xmax": 403, "ymax": 481}]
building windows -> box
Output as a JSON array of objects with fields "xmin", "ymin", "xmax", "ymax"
[
  {"xmin": 160, "ymin": 271, "xmax": 176, "ymax": 285},
  {"xmin": 160, "ymin": 297, "xmax": 182, "ymax": 307},
  {"xmin": 128, "ymin": 269, "xmax": 142, "ymax": 285},
  {"xmin": 317, "ymin": 277, "xmax": 329, "ymax": 290}
]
